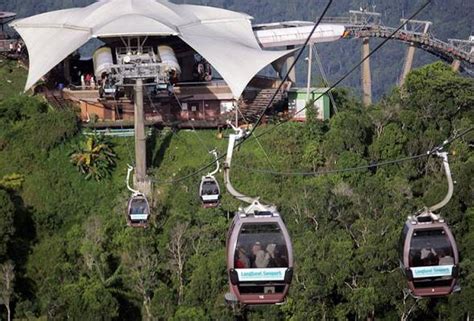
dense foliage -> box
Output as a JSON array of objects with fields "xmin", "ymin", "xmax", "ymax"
[
  {"xmin": 0, "ymin": 62, "xmax": 472, "ymax": 320},
  {"xmin": 70, "ymin": 135, "xmax": 117, "ymax": 181}
]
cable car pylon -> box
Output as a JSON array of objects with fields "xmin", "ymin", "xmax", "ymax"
[
  {"xmin": 223, "ymin": 121, "xmax": 294, "ymax": 307},
  {"xmin": 400, "ymin": 151, "xmax": 460, "ymax": 298}
]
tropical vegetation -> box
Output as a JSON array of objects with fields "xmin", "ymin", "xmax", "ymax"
[
  {"xmin": 0, "ymin": 61, "xmax": 472, "ymax": 320},
  {"xmin": 70, "ymin": 135, "xmax": 117, "ymax": 181}
]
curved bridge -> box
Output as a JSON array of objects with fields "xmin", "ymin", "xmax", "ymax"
[
  {"xmin": 321, "ymin": 11, "xmax": 474, "ymax": 74},
  {"xmin": 344, "ymin": 25, "xmax": 474, "ymax": 72}
]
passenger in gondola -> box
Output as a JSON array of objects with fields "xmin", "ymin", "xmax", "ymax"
[
  {"xmin": 425, "ymin": 252, "xmax": 439, "ymax": 266},
  {"xmin": 250, "ymin": 241, "xmax": 262, "ymax": 267},
  {"xmin": 266, "ymin": 243, "xmax": 277, "ymax": 267},
  {"xmin": 255, "ymin": 249, "xmax": 270, "ymax": 268},
  {"xmin": 421, "ymin": 242, "xmax": 438, "ymax": 260},
  {"xmin": 409, "ymin": 250, "xmax": 422, "ymax": 267},
  {"xmin": 273, "ymin": 245, "xmax": 289, "ymax": 267},
  {"xmin": 235, "ymin": 247, "xmax": 250, "ymax": 268},
  {"xmin": 421, "ymin": 243, "xmax": 438, "ymax": 266},
  {"xmin": 438, "ymin": 249, "xmax": 454, "ymax": 265}
]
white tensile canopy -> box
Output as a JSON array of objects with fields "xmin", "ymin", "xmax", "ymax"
[{"xmin": 10, "ymin": 0, "xmax": 295, "ymax": 98}]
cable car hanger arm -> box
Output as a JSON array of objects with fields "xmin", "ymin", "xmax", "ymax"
[
  {"xmin": 223, "ymin": 121, "xmax": 256, "ymax": 205},
  {"xmin": 207, "ymin": 149, "xmax": 220, "ymax": 177},
  {"xmin": 428, "ymin": 151, "xmax": 454, "ymax": 213},
  {"xmin": 126, "ymin": 164, "xmax": 141, "ymax": 195}
]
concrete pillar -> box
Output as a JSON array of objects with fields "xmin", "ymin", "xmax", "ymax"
[
  {"xmin": 134, "ymin": 79, "xmax": 147, "ymax": 183},
  {"xmin": 361, "ymin": 38, "xmax": 372, "ymax": 106},
  {"xmin": 451, "ymin": 59, "xmax": 461, "ymax": 72},
  {"xmin": 306, "ymin": 44, "xmax": 313, "ymax": 102},
  {"xmin": 286, "ymin": 45, "xmax": 297, "ymax": 84},
  {"xmin": 399, "ymin": 43, "xmax": 416, "ymax": 87},
  {"xmin": 63, "ymin": 56, "xmax": 72, "ymax": 85}
]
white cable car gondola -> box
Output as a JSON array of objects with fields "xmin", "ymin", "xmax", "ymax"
[
  {"xmin": 127, "ymin": 192, "xmax": 150, "ymax": 228},
  {"xmin": 199, "ymin": 150, "xmax": 221, "ymax": 208},
  {"xmin": 125, "ymin": 165, "xmax": 151, "ymax": 228},
  {"xmin": 400, "ymin": 151, "xmax": 460, "ymax": 297},
  {"xmin": 223, "ymin": 122, "xmax": 293, "ymax": 306}
]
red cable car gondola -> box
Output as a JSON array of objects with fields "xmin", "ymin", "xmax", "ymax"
[
  {"xmin": 226, "ymin": 203, "xmax": 293, "ymax": 305},
  {"xmin": 400, "ymin": 212, "xmax": 459, "ymax": 297},
  {"xmin": 222, "ymin": 122, "xmax": 293, "ymax": 306},
  {"xmin": 400, "ymin": 151, "xmax": 460, "ymax": 297}
]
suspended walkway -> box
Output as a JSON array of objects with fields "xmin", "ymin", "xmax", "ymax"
[{"xmin": 321, "ymin": 11, "xmax": 474, "ymax": 72}]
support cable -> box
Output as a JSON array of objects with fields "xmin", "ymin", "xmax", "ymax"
[
  {"xmin": 247, "ymin": 0, "xmax": 433, "ymax": 144},
  {"xmin": 248, "ymin": 0, "xmax": 334, "ymax": 134},
  {"xmin": 313, "ymin": 45, "xmax": 339, "ymax": 113},
  {"xmin": 152, "ymin": 126, "xmax": 473, "ymax": 184},
  {"xmin": 171, "ymin": 90, "xmax": 214, "ymax": 154},
  {"xmin": 148, "ymin": 0, "xmax": 434, "ymax": 184},
  {"xmin": 233, "ymin": 126, "xmax": 473, "ymax": 177},
  {"xmin": 112, "ymin": 96, "xmax": 136, "ymax": 166},
  {"xmin": 236, "ymin": 106, "xmax": 276, "ymax": 171}
]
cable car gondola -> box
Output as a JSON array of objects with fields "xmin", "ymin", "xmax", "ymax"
[
  {"xmin": 125, "ymin": 165, "xmax": 151, "ymax": 228},
  {"xmin": 199, "ymin": 175, "xmax": 221, "ymax": 208},
  {"xmin": 400, "ymin": 212, "xmax": 459, "ymax": 297},
  {"xmin": 199, "ymin": 149, "xmax": 221, "ymax": 208},
  {"xmin": 400, "ymin": 151, "xmax": 460, "ymax": 297},
  {"xmin": 127, "ymin": 193, "xmax": 150, "ymax": 228},
  {"xmin": 226, "ymin": 202, "xmax": 293, "ymax": 305},
  {"xmin": 222, "ymin": 121, "xmax": 293, "ymax": 306}
]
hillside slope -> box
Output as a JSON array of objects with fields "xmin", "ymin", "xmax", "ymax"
[{"xmin": 0, "ymin": 62, "xmax": 473, "ymax": 320}]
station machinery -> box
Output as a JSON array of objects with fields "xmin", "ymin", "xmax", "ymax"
[{"xmin": 92, "ymin": 40, "xmax": 182, "ymax": 99}]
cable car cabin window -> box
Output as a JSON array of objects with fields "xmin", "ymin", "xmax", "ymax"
[
  {"xmin": 201, "ymin": 180, "xmax": 219, "ymax": 195},
  {"xmin": 235, "ymin": 223, "xmax": 289, "ymax": 269},
  {"xmin": 130, "ymin": 199, "xmax": 148, "ymax": 215},
  {"xmin": 409, "ymin": 229, "xmax": 454, "ymax": 268}
]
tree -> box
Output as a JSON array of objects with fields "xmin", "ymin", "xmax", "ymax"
[
  {"xmin": 0, "ymin": 174, "xmax": 24, "ymax": 191},
  {"xmin": 0, "ymin": 261, "xmax": 15, "ymax": 321},
  {"xmin": 167, "ymin": 222, "xmax": 190, "ymax": 305},
  {"xmin": 121, "ymin": 238, "xmax": 160, "ymax": 321},
  {"xmin": 0, "ymin": 190, "xmax": 15, "ymax": 260},
  {"xmin": 70, "ymin": 135, "xmax": 117, "ymax": 181}
]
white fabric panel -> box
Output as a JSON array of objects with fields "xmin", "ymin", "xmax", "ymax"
[
  {"xmin": 11, "ymin": 0, "xmax": 293, "ymax": 97},
  {"xmin": 181, "ymin": 33, "xmax": 294, "ymax": 98},
  {"xmin": 93, "ymin": 15, "xmax": 178, "ymax": 37},
  {"xmin": 16, "ymin": 27, "xmax": 90, "ymax": 90}
]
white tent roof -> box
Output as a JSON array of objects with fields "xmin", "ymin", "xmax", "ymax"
[{"xmin": 11, "ymin": 0, "xmax": 295, "ymax": 98}]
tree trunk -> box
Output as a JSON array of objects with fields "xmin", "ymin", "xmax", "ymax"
[
  {"xmin": 143, "ymin": 295, "xmax": 152, "ymax": 321},
  {"xmin": 6, "ymin": 303, "xmax": 11, "ymax": 321},
  {"xmin": 168, "ymin": 223, "xmax": 188, "ymax": 305},
  {"xmin": 367, "ymin": 310, "xmax": 375, "ymax": 321}
]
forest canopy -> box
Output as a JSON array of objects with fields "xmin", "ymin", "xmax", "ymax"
[{"xmin": 0, "ymin": 60, "xmax": 472, "ymax": 320}]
